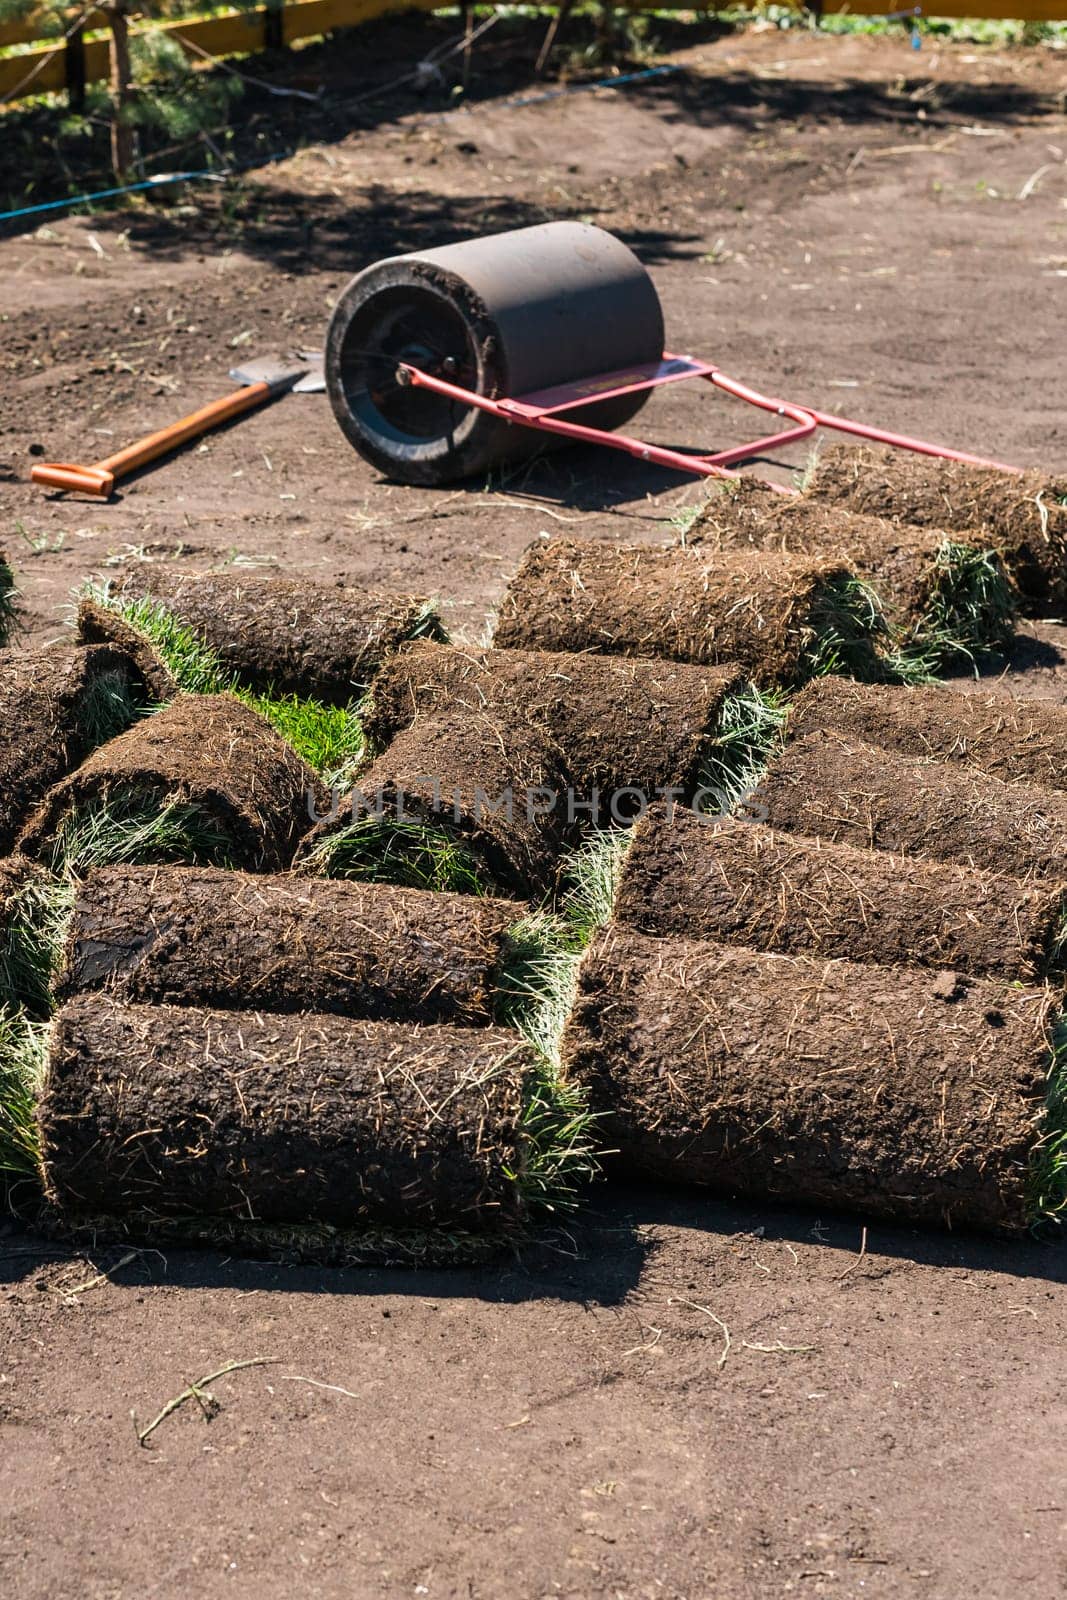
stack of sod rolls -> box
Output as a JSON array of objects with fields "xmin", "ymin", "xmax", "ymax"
[
  {"xmin": 492, "ymin": 539, "xmax": 889, "ymax": 686},
  {"xmin": 0, "ymin": 645, "xmax": 148, "ymax": 854},
  {"xmin": 754, "ymin": 677, "xmax": 1067, "ymax": 881},
  {"xmin": 296, "ymin": 643, "xmax": 782, "ymax": 896},
  {"xmin": 3, "ymin": 860, "xmax": 597, "ymax": 1263},
  {"xmin": 690, "ymin": 477, "xmax": 1016, "ymax": 672},
  {"xmin": 562, "ymin": 925, "xmax": 1065, "ymax": 1233},
  {"xmin": 611, "ymin": 805, "xmax": 1067, "ymax": 984},
  {"xmin": 18, "ymin": 694, "xmax": 326, "ymax": 876},
  {"xmin": 804, "ymin": 443, "xmax": 1067, "ymax": 615}
]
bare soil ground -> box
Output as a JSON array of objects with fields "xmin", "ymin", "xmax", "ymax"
[{"xmin": 2, "ymin": 24, "xmax": 1067, "ymax": 1599}]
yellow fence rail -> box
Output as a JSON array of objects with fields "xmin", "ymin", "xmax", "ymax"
[{"xmin": 2, "ymin": 0, "xmax": 1065, "ymax": 106}]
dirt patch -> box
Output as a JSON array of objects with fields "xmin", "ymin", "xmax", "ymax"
[
  {"xmin": 563, "ymin": 924, "xmax": 1054, "ymax": 1231},
  {"xmin": 40, "ymin": 996, "xmax": 528, "ymax": 1230},
  {"xmin": 363, "ymin": 639, "xmax": 744, "ymax": 810},
  {"xmin": 115, "ymin": 569, "xmax": 444, "ymax": 703},
  {"xmin": 57, "ymin": 864, "xmax": 520, "ymax": 1025},
  {"xmin": 493, "ymin": 538, "xmax": 882, "ymax": 685},
  {"xmin": 613, "ymin": 804, "xmax": 1067, "ymax": 981},
  {"xmin": 18, "ymin": 693, "xmax": 324, "ymax": 872},
  {"xmin": 0, "ymin": 645, "xmax": 142, "ymax": 854},
  {"xmin": 757, "ymin": 727, "xmax": 1067, "ymax": 881},
  {"xmin": 300, "ymin": 710, "xmax": 569, "ymax": 896},
  {"xmin": 789, "ymin": 673, "xmax": 1067, "ymax": 790},
  {"xmin": 807, "ymin": 444, "xmax": 1067, "ymax": 613}
]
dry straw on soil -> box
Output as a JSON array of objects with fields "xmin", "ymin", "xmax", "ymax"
[
  {"xmin": 114, "ymin": 568, "xmax": 445, "ymax": 704},
  {"xmin": 757, "ymin": 728, "xmax": 1067, "ymax": 881},
  {"xmin": 297, "ymin": 710, "xmax": 570, "ymax": 898},
  {"xmin": 18, "ymin": 694, "xmax": 325, "ymax": 875},
  {"xmin": 0, "ymin": 645, "xmax": 143, "ymax": 855},
  {"xmin": 562, "ymin": 925, "xmax": 1063, "ymax": 1232},
  {"xmin": 788, "ymin": 675, "xmax": 1067, "ymax": 792},
  {"xmin": 491, "ymin": 538, "xmax": 888, "ymax": 687},
  {"xmin": 56, "ymin": 865, "xmax": 522, "ymax": 1026},
  {"xmin": 691, "ymin": 477, "xmax": 1016, "ymax": 671},
  {"xmin": 36, "ymin": 996, "xmax": 598, "ymax": 1240},
  {"xmin": 611, "ymin": 805, "xmax": 1067, "ymax": 982},
  {"xmin": 805, "ymin": 443, "xmax": 1067, "ymax": 614}
]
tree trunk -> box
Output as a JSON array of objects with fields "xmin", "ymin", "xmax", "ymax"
[{"xmin": 106, "ymin": 2, "xmax": 134, "ymax": 183}]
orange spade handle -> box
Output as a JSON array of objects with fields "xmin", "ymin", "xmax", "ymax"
[{"xmin": 30, "ymin": 380, "xmax": 272, "ymax": 499}]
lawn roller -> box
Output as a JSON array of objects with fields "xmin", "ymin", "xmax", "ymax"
[{"xmin": 325, "ymin": 221, "xmax": 1017, "ymax": 488}]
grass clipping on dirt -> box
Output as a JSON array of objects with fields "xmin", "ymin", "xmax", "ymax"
[{"xmin": 80, "ymin": 586, "xmax": 366, "ymax": 785}]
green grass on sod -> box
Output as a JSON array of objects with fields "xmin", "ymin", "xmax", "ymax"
[
  {"xmin": 0, "ymin": 558, "xmax": 18, "ymax": 647},
  {"xmin": 0, "ymin": 875, "xmax": 73, "ymax": 1017},
  {"xmin": 0, "ymin": 1010, "xmax": 46, "ymax": 1182},
  {"xmin": 42, "ymin": 788, "xmax": 237, "ymax": 877},
  {"xmin": 805, "ymin": 573, "xmax": 889, "ymax": 682},
  {"xmin": 896, "ymin": 542, "xmax": 1017, "ymax": 677},
  {"xmin": 695, "ymin": 686, "xmax": 789, "ymax": 814},
  {"xmin": 1028, "ymin": 1014, "xmax": 1067, "ymax": 1230},
  {"xmin": 82, "ymin": 585, "xmax": 366, "ymax": 785},
  {"xmin": 305, "ymin": 815, "xmax": 491, "ymax": 895}
]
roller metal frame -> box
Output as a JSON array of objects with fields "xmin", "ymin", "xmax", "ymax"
[{"xmin": 396, "ymin": 351, "xmax": 1019, "ymax": 483}]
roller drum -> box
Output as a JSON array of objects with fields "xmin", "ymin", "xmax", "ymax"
[{"xmin": 326, "ymin": 221, "xmax": 665, "ymax": 485}]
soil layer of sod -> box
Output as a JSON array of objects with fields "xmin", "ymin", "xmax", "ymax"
[
  {"xmin": 115, "ymin": 568, "xmax": 445, "ymax": 704},
  {"xmin": 613, "ymin": 805, "xmax": 1067, "ymax": 982},
  {"xmin": 491, "ymin": 539, "xmax": 884, "ymax": 687},
  {"xmin": 757, "ymin": 728, "xmax": 1067, "ymax": 881},
  {"xmin": 788, "ymin": 675, "xmax": 1067, "ymax": 792},
  {"xmin": 562, "ymin": 925, "xmax": 1056, "ymax": 1232},
  {"xmin": 19, "ymin": 693, "xmax": 326, "ymax": 873},
  {"xmin": 298, "ymin": 710, "xmax": 570, "ymax": 897},
  {"xmin": 56, "ymin": 865, "xmax": 522, "ymax": 1026},
  {"xmin": 691, "ymin": 478, "xmax": 1015, "ymax": 662},
  {"xmin": 76, "ymin": 597, "xmax": 178, "ymax": 704},
  {"xmin": 806, "ymin": 443, "xmax": 1067, "ymax": 614},
  {"xmin": 0, "ymin": 645, "xmax": 143, "ymax": 855},
  {"xmin": 39, "ymin": 997, "xmax": 530, "ymax": 1231},
  {"xmin": 363, "ymin": 639, "xmax": 746, "ymax": 811}
]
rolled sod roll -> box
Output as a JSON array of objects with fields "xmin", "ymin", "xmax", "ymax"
[
  {"xmin": 0, "ymin": 549, "xmax": 16, "ymax": 646},
  {"xmin": 562, "ymin": 925, "xmax": 1059, "ymax": 1231},
  {"xmin": 19, "ymin": 694, "xmax": 326, "ymax": 874},
  {"xmin": 362, "ymin": 638, "xmax": 747, "ymax": 806},
  {"xmin": 0, "ymin": 644, "xmax": 142, "ymax": 854},
  {"xmin": 39, "ymin": 997, "xmax": 531, "ymax": 1230},
  {"xmin": 613, "ymin": 805, "xmax": 1067, "ymax": 982},
  {"xmin": 491, "ymin": 538, "xmax": 885, "ymax": 687},
  {"xmin": 297, "ymin": 711, "xmax": 569, "ymax": 897},
  {"xmin": 56, "ymin": 865, "xmax": 521, "ymax": 1025},
  {"xmin": 804, "ymin": 443, "xmax": 1067, "ymax": 613},
  {"xmin": 788, "ymin": 675, "xmax": 1067, "ymax": 792},
  {"xmin": 756, "ymin": 728, "xmax": 1067, "ymax": 882},
  {"xmin": 75, "ymin": 596, "xmax": 178, "ymax": 704},
  {"xmin": 115, "ymin": 568, "xmax": 445, "ymax": 704},
  {"xmin": 691, "ymin": 477, "xmax": 1015, "ymax": 658}
]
